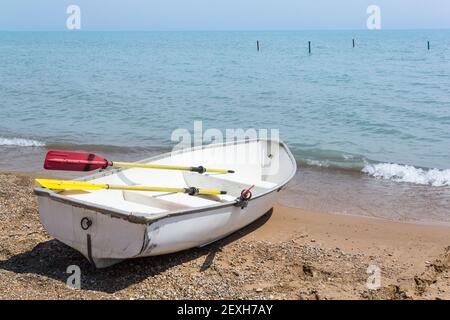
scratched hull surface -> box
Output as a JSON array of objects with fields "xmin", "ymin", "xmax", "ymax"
[{"xmin": 34, "ymin": 139, "xmax": 297, "ymax": 268}]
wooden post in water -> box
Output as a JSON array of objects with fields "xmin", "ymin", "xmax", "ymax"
[
  {"xmin": 308, "ymin": 41, "xmax": 311, "ymax": 54},
  {"xmin": 427, "ymin": 41, "xmax": 430, "ymax": 50},
  {"xmin": 257, "ymin": 40, "xmax": 260, "ymax": 52},
  {"xmin": 353, "ymin": 38, "xmax": 355, "ymax": 48}
]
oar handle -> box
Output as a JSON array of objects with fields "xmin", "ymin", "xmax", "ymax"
[{"xmin": 112, "ymin": 162, "xmax": 234, "ymax": 174}]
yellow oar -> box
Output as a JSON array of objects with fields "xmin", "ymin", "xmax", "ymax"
[
  {"xmin": 35, "ymin": 179, "xmax": 227, "ymax": 196},
  {"xmin": 44, "ymin": 150, "xmax": 235, "ymax": 174}
]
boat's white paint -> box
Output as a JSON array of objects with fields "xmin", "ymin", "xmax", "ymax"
[{"xmin": 34, "ymin": 139, "xmax": 297, "ymax": 268}]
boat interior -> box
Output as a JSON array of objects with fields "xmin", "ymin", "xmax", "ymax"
[{"xmin": 59, "ymin": 140, "xmax": 296, "ymax": 216}]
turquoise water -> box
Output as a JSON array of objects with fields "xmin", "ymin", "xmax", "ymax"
[{"xmin": 1, "ymin": 30, "xmax": 450, "ymax": 185}]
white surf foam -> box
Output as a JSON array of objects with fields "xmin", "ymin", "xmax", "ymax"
[
  {"xmin": 0, "ymin": 137, "xmax": 46, "ymax": 147},
  {"xmin": 362, "ymin": 163, "xmax": 450, "ymax": 187}
]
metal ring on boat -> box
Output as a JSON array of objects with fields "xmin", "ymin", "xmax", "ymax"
[{"xmin": 81, "ymin": 217, "xmax": 92, "ymax": 230}]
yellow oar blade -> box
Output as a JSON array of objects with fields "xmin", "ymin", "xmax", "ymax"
[{"xmin": 35, "ymin": 179, "xmax": 108, "ymax": 191}]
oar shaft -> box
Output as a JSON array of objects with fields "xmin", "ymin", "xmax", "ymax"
[
  {"xmin": 108, "ymin": 184, "xmax": 185, "ymax": 193},
  {"xmin": 113, "ymin": 161, "xmax": 193, "ymax": 171},
  {"xmin": 108, "ymin": 184, "xmax": 225, "ymax": 195},
  {"xmin": 112, "ymin": 161, "xmax": 232, "ymax": 174}
]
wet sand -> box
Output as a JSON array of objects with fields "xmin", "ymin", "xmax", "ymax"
[{"xmin": 0, "ymin": 171, "xmax": 449, "ymax": 299}]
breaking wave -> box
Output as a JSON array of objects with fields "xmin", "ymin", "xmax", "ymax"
[
  {"xmin": 293, "ymin": 148, "xmax": 450, "ymax": 187},
  {"xmin": 362, "ymin": 163, "xmax": 450, "ymax": 187},
  {"xmin": 0, "ymin": 137, "xmax": 46, "ymax": 147}
]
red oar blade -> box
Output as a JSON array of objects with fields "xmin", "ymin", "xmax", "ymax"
[{"xmin": 44, "ymin": 150, "xmax": 109, "ymax": 172}]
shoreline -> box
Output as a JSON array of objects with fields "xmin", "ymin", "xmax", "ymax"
[
  {"xmin": 3, "ymin": 145, "xmax": 450, "ymax": 226},
  {"xmin": 0, "ymin": 171, "xmax": 449, "ymax": 299}
]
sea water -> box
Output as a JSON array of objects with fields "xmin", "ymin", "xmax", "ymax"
[{"xmin": 1, "ymin": 31, "xmax": 449, "ymax": 223}]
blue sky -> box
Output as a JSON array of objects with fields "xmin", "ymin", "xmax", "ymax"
[{"xmin": 0, "ymin": 0, "xmax": 449, "ymax": 30}]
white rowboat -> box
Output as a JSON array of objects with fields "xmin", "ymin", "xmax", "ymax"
[{"xmin": 34, "ymin": 139, "xmax": 297, "ymax": 268}]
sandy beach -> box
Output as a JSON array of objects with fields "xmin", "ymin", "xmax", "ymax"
[{"xmin": 1, "ymin": 171, "xmax": 449, "ymax": 300}]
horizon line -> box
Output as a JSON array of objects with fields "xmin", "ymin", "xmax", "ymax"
[{"xmin": 1, "ymin": 27, "xmax": 450, "ymax": 32}]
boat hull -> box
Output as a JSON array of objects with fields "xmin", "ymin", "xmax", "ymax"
[{"xmin": 37, "ymin": 188, "xmax": 280, "ymax": 268}]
